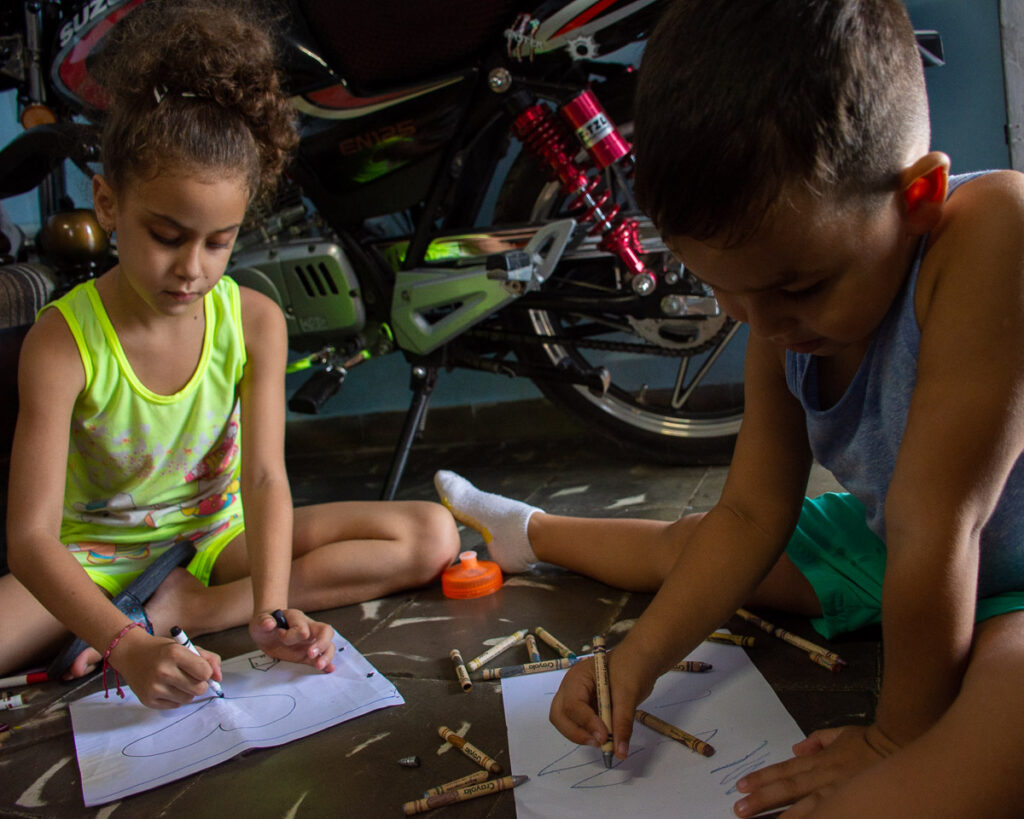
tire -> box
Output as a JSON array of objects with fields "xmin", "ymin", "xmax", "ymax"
[{"xmin": 495, "ymin": 117, "xmax": 745, "ymax": 464}]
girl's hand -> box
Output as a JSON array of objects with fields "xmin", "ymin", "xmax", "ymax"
[
  {"xmin": 250, "ymin": 609, "xmax": 336, "ymax": 672},
  {"xmin": 733, "ymin": 723, "xmax": 899, "ymax": 817},
  {"xmin": 548, "ymin": 652, "xmax": 654, "ymax": 762},
  {"xmin": 112, "ymin": 628, "xmax": 223, "ymax": 709}
]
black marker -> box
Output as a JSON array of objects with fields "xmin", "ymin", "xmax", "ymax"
[{"xmin": 271, "ymin": 609, "xmax": 289, "ymax": 629}]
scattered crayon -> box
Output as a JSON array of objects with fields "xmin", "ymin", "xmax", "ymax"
[
  {"xmin": 534, "ymin": 626, "xmax": 577, "ymax": 660},
  {"xmin": 735, "ymin": 608, "xmax": 846, "ymax": 670},
  {"xmin": 450, "ymin": 649, "xmax": 472, "ymax": 692},
  {"xmin": 592, "ymin": 635, "xmax": 614, "ymax": 768},
  {"xmin": 438, "ymin": 725, "xmax": 503, "ymax": 774},
  {"xmin": 706, "ymin": 632, "xmax": 755, "ymax": 647},
  {"xmin": 807, "ymin": 651, "xmax": 844, "ymax": 672},
  {"xmin": 672, "ymin": 660, "xmax": 713, "ymax": 672},
  {"xmin": 422, "ymin": 770, "xmax": 489, "ymax": 797},
  {"xmin": 635, "ymin": 709, "xmax": 715, "ymax": 757},
  {"xmin": 402, "ymin": 774, "xmax": 528, "ymax": 815},
  {"xmin": 466, "ymin": 629, "xmax": 529, "ymax": 672},
  {"xmin": 397, "ymin": 755, "xmax": 421, "ymax": 768},
  {"xmin": 480, "ymin": 658, "xmax": 576, "ymax": 680},
  {"xmin": 524, "ymin": 633, "xmax": 541, "ymax": 663}
]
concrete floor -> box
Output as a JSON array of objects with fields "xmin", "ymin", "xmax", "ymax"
[{"xmin": 0, "ymin": 406, "xmax": 881, "ymax": 818}]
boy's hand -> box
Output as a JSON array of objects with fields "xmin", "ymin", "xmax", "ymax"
[
  {"xmin": 549, "ymin": 652, "xmax": 654, "ymax": 762},
  {"xmin": 250, "ymin": 609, "xmax": 336, "ymax": 673},
  {"xmin": 733, "ymin": 723, "xmax": 899, "ymax": 817},
  {"xmin": 113, "ymin": 628, "xmax": 223, "ymax": 709}
]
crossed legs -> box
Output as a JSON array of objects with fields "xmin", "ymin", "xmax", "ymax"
[{"xmin": 0, "ymin": 499, "xmax": 459, "ymax": 677}]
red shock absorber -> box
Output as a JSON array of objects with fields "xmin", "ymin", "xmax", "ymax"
[{"xmin": 511, "ymin": 91, "xmax": 655, "ymax": 294}]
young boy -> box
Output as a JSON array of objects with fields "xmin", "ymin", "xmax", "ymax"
[{"xmin": 435, "ymin": 1, "xmax": 1024, "ymax": 815}]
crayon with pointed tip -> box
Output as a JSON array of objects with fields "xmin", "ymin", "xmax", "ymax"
[
  {"xmin": 635, "ymin": 708, "xmax": 715, "ymax": 757},
  {"xmin": 592, "ymin": 635, "xmax": 614, "ymax": 768},
  {"xmin": 480, "ymin": 657, "xmax": 576, "ymax": 680},
  {"xmin": 534, "ymin": 626, "xmax": 577, "ymax": 660},
  {"xmin": 466, "ymin": 629, "xmax": 528, "ymax": 672},
  {"xmin": 403, "ymin": 774, "xmax": 528, "ymax": 815}
]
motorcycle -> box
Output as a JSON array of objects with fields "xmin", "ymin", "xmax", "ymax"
[{"xmin": 0, "ymin": 1, "xmax": 945, "ymax": 497}]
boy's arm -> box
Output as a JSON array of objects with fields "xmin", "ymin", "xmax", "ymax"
[
  {"xmin": 734, "ymin": 172, "xmax": 1024, "ymax": 818},
  {"xmin": 237, "ymin": 287, "xmax": 334, "ymax": 670},
  {"xmin": 551, "ymin": 331, "xmax": 813, "ymax": 755},
  {"xmin": 7, "ymin": 312, "xmax": 217, "ymax": 706},
  {"xmin": 876, "ymin": 171, "xmax": 1024, "ymax": 744}
]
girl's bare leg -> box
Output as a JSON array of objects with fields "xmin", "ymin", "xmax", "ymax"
[
  {"xmin": 0, "ymin": 572, "xmax": 73, "ymax": 674},
  {"xmin": 58, "ymin": 500, "xmax": 460, "ymax": 676}
]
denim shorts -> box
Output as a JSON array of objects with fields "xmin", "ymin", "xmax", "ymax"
[{"xmin": 785, "ymin": 493, "xmax": 1024, "ymax": 638}]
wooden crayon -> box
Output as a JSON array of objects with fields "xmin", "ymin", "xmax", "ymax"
[
  {"xmin": 635, "ymin": 709, "xmax": 715, "ymax": 757},
  {"xmin": 592, "ymin": 635, "xmax": 614, "ymax": 768},
  {"xmin": 466, "ymin": 629, "xmax": 528, "ymax": 672},
  {"xmin": 735, "ymin": 608, "xmax": 846, "ymax": 670},
  {"xmin": 422, "ymin": 770, "xmax": 489, "ymax": 797},
  {"xmin": 807, "ymin": 651, "xmax": 844, "ymax": 672},
  {"xmin": 403, "ymin": 774, "xmax": 527, "ymax": 815},
  {"xmin": 450, "ymin": 649, "xmax": 472, "ymax": 691},
  {"xmin": 706, "ymin": 631, "xmax": 756, "ymax": 647},
  {"xmin": 534, "ymin": 626, "xmax": 577, "ymax": 660},
  {"xmin": 479, "ymin": 658, "xmax": 576, "ymax": 680},
  {"xmin": 438, "ymin": 725, "xmax": 503, "ymax": 774},
  {"xmin": 524, "ymin": 633, "xmax": 541, "ymax": 662},
  {"xmin": 672, "ymin": 660, "xmax": 713, "ymax": 672}
]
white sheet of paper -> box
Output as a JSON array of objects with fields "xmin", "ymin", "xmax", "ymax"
[
  {"xmin": 502, "ymin": 638, "xmax": 805, "ymax": 818},
  {"xmin": 70, "ymin": 631, "xmax": 403, "ymax": 807}
]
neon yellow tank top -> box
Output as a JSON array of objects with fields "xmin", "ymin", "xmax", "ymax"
[{"xmin": 44, "ymin": 277, "xmax": 246, "ymax": 572}]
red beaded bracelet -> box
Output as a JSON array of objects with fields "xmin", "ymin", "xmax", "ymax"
[{"xmin": 102, "ymin": 621, "xmax": 146, "ymax": 699}]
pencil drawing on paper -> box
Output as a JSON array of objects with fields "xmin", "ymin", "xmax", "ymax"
[{"xmin": 501, "ymin": 640, "xmax": 807, "ymax": 817}]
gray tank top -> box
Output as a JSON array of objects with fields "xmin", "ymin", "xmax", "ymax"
[{"xmin": 785, "ymin": 172, "xmax": 1024, "ymax": 598}]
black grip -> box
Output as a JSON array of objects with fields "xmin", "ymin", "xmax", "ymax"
[{"xmin": 288, "ymin": 368, "xmax": 345, "ymax": 414}]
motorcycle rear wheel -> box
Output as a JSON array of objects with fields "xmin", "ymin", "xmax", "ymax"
[{"xmin": 495, "ymin": 150, "xmax": 746, "ymax": 465}]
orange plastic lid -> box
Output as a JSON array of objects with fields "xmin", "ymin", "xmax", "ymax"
[{"xmin": 442, "ymin": 551, "xmax": 503, "ymax": 599}]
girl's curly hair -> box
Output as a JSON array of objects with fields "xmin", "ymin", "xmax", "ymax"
[{"xmin": 94, "ymin": 0, "xmax": 298, "ymax": 204}]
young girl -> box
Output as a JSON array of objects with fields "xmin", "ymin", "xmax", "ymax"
[{"xmin": 0, "ymin": 0, "xmax": 459, "ymax": 710}]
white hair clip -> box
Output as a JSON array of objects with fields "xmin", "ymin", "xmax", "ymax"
[{"xmin": 153, "ymin": 85, "xmax": 198, "ymax": 104}]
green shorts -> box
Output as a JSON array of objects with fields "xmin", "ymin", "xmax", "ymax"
[
  {"xmin": 81, "ymin": 515, "xmax": 244, "ymax": 597},
  {"xmin": 785, "ymin": 492, "xmax": 1024, "ymax": 639}
]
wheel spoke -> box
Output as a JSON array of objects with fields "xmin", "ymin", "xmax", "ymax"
[
  {"xmin": 670, "ymin": 321, "xmax": 742, "ymax": 410},
  {"xmin": 670, "ymin": 356, "xmax": 691, "ymax": 407}
]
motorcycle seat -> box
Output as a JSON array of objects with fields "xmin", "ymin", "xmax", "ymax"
[{"xmin": 296, "ymin": 0, "xmax": 522, "ymax": 92}]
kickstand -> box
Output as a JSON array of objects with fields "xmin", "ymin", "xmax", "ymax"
[{"xmin": 380, "ymin": 365, "xmax": 437, "ymax": 500}]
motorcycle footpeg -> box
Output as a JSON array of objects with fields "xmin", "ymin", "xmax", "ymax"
[
  {"xmin": 486, "ymin": 250, "xmax": 533, "ymax": 282},
  {"xmin": 288, "ymin": 368, "xmax": 346, "ymax": 414}
]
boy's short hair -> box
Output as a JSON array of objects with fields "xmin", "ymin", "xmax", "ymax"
[{"xmin": 633, "ymin": 0, "xmax": 929, "ymax": 244}]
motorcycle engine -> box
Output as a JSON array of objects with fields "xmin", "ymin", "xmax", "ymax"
[{"xmin": 227, "ymin": 238, "xmax": 365, "ymax": 352}]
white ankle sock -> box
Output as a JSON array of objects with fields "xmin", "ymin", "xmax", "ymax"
[{"xmin": 434, "ymin": 470, "xmax": 542, "ymax": 573}]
